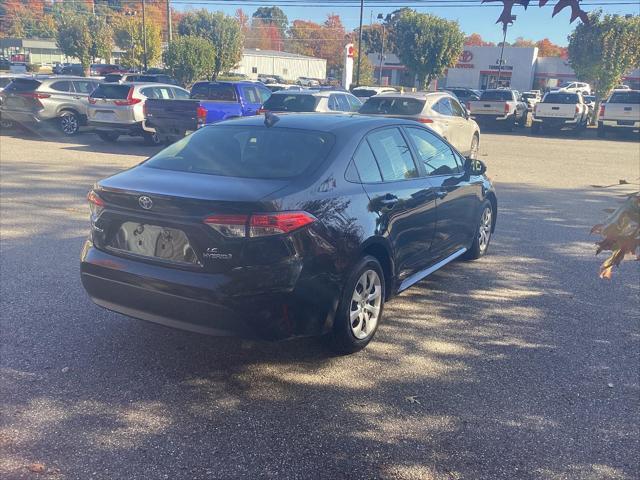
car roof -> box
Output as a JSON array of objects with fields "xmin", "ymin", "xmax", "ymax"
[
  {"xmin": 219, "ymin": 113, "xmax": 417, "ymax": 134},
  {"xmin": 374, "ymin": 91, "xmax": 448, "ymax": 100},
  {"xmin": 118, "ymin": 82, "xmax": 183, "ymax": 88},
  {"xmin": 270, "ymin": 89, "xmax": 349, "ymax": 98}
]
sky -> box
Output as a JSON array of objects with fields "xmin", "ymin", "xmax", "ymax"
[{"xmin": 174, "ymin": 1, "xmax": 639, "ymax": 46}]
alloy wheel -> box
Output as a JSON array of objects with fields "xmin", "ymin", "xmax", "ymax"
[
  {"xmin": 349, "ymin": 269, "xmax": 382, "ymax": 340},
  {"xmin": 478, "ymin": 206, "xmax": 492, "ymax": 252},
  {"xmin": 60, "ymin": 113, "xmax": 78, "ymax": 135}
]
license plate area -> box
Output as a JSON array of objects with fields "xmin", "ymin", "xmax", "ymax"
[
  {"xmin": 107, "ymin": 222, "xmax": 201, "ymax": 266},
  {"xmin": 618, "ymin": 120, "xmax": 634, "ymax": 126}
]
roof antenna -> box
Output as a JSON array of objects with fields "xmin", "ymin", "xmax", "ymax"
[{"xmin": 264, "ymin": 111, "xmax": 280, "ymax": 128}]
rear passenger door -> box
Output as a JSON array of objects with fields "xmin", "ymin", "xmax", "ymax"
[
  {"xmin": 239, "ymin": 85, "xmax": 262, "ymax": 116},
  {"xmin": 47, "ymin": 80, "xmax": 76, "ymax": 114},
  {"xmin": 71, "ymin": 80, "xmax": 98, "ymax": 115},
  {"xmin": 353, "ymin": 127, "xmax": 438, "ymax": 284},
  {"xmin": 405, "ymin": 127, "xmax": 480, "ymax": 259}
]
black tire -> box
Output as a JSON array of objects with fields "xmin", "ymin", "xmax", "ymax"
[
  {"xmin": 518, "ymin": 111, "xmax": 527, "ymax": 128},
  {"xmin": 463, "ymin": 200, "xmax": 493, "ymax": 261},
  {"xmin": 505, "ymin": 115, "xmax": 515, "ymax": 132},
  {"xmin": 143, "ymin": 131, "xmax": 162, "ymax": 146},
  {"xmin": 59, "ymin": 110, "xmax": 80, "ymax": 135},
  {"xmin": 531, "ymin": 122, "xmax": 541, "ymax": 134},
  {"xmin": 97, "ymin": 132, "xmax": 119, "ymax": 142},
  {"xmin": 326, "ymin": 255, "xmax": 385, "ymax": 354}
]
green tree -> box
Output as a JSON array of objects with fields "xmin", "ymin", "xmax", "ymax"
[
  {"xmin": 56, "ymin": 15, "xmax": 92, "ymax": 74},
  {"xmin": 394, "ymin": 10, "xmax": 464, "ymax": 89},
  {"xmin": 177, "ymin": 10, "xmax": 243, "ymax": 79},
  {"xmin": 88, "ymin": 16, "xmax": 114, "ymax": 63},
  {"xmin": 568, "ymin": 11, "xmax": 640, "ymax": 99},
  {"xmin": 163, "ymin": 35, "xmax": 216, "ymax": 88},
  {"xmin": 251, "ymin": 6, "xmax": 288, "ymax": 36},
  {"xmin": 114, "ymin": 15, "xmax": 162, "ymax": 70}
]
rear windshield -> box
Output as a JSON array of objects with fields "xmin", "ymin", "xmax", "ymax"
[
  {"xmin": 359, "ymin": 97, "xmax": 425, "ymax": 115},
  {"xmin": 352, "ymin": 89, "xmax": 379, "ymax": 98},
  {"xmin": 543, "ymin": 93, "xmax": 579, "ymax": 104},
  {"xmin": 145, "ymin": 125, "xmax": 334, "ymax": 179},
  {"xmin": 522, "ymin": 93, "xmax": 537, "ymax": 99},
  {"xmin": 0, "ymin": 78, "xmax": 13, "ymax": 88},
  {"xmin": 479, "ymin": 90, "xmax": 513, "ymax": 101},
  {"xmin": 5, "ymin": 78, "xmax": 41, "ymax": 92},
  {"xmin": 136, "ymin": 75, "xmax": 159, "ymax": 82},
  {"xmin": 609, "ymin": 91, "xmax": 640, "ymax": 104},
  {"xmin": 103, "ymin": 74, "xmax": 123, "ymax": 83},
  {"xmin": 90, "ymin": 84, "xmax": 130, "ymax": 99},
  {"xmin": 263, "ymin": 94, "xmax": 320, "ymax": 112}
]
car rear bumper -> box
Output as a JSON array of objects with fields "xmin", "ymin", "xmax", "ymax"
[
  {"xmin": 0, "ymin": 109, "xmax": 41, "ymax": 124},
  {"xmin": 600, "ymin": 119, "xmax": 640, "ymax": 129},
  {"xmin": 532, "ymin": 117, "xmax": 579, "ymax": 128},
  {"xmin": 471, "ymin": 113, "xmax": 512, "ymax": 122},
  {"xmin": 89, "ymin": 120, "xmax": 145, "ymax": 134},
  {"xmin": 80, "ymin": 240, "xmax": 336, "ymax": 339}
]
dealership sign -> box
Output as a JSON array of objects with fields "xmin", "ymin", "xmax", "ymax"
[{"xmin": 455, "ymin": 50, "xmax": 474, "ymax": 69}]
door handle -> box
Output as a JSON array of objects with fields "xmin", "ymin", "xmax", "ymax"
[{"xmin": 74, "ymin": 96, "xmax": 82, "ymax": 99}]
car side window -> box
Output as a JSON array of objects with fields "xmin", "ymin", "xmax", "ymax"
[
  {"xmin": 346, "ymin": 94, "xmax": 362, "ymax": 111},
  {"xmin": 336, "ymin": 94, "xmax": 351, "ymax": 112},
  {"xmin": 73, "ymin": 81, "xmax": 96, "ymax": 94},
  {"xmin": 433, "ymin": 99, "xmax": 453, "ymax": 116},
  {"xmin": 172, "ymin": 88, "xmax": 190, "ymax": 100},
  {"xmin": 449, "ymin": 98, "xmax": 465, "ymax": 117},
  {"xmin": 328, "ymin": 94, "xmax": 340, "ymax": 111},
  {"xmin": 406, "ymin": 127, "xmax": 461, "ymax": 176},
  {"xmin": 256, "ymin": 85, "xmax": 271, "ymax": 103},
  {"xmin": 241, "ymin": 86, "xmax": 261, "ymax": 103},
  {"xmin": 191, "ymin": 83, "xmax": 209, "ymax": 99},
  {"xmin": 141, "ymin": 87, "xmax": 158, "ymax": 99},
  {"xmin": 367, "ymin": 128, "xmax": 418, "ymax": 181},
  {"xmin": 50, "ymin": 81, "xmax": 73, "ymax": 92},
  {"xmin": 351, "ymin": 141, "xmax": 382, "ymax": 183},
  {"xmin": 154, "ymin": 86, "xmax": 173, "ymax": 99}
]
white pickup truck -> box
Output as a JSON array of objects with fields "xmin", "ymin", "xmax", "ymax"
[
  {"xmin": 598, "ymin": 89, "xmax": 640, "ymax": 137},
  {"xmin": 531, "ymin": 91, "xmax": 589, "ymax": 134},
  {"xmin": 467, "ymin": 89, "xmax": 528, "ymax": 130}
]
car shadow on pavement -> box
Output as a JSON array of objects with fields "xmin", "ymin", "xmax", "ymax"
[{"xmin": 1, "ymin": 173, "xmax": 639, "ymax": 479}]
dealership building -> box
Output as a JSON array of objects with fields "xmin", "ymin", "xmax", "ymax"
[{"xmin": 370, "ymin": 45, "xmax": 640, "ymax": 91}]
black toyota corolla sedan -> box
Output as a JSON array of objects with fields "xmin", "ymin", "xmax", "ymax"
[{"xmin": 81, "ymin": 114, "xmax": 497, "ymax": 353}]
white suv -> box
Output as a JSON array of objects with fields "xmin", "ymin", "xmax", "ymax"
[{"xmin": 556, "ymin": 81, "xmax": 591, "ymax": 95}]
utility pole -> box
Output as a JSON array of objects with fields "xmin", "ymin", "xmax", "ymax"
[
  {"xmin": 496, "ymin": 15, "xmax": 515, "ymax": 88},
  {"xmin": 166, "ymin": 0, "xmax": 173, "ymax": 43},
  {"xmin": 355, "ymin": 0, "xmax": 364, "ymax": 87},
  {"xmin": 142, "ymin": 0, "xmax": 148, "ymax": 71},
  {"xmin": 377, "ymin": 13, "xmax": 386, "ymax": 87}
]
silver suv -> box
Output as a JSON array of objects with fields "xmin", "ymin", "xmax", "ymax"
[
  {"xmin": 87, "ymin": 82, "xmax": 190, "ymax": 145},
  {"xmin": 0, "ymin": 76, "xmax": 100, "ymax": 135}
]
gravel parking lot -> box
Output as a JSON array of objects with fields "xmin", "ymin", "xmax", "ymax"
[{"xmin": 1, "ymin": 127, "xmax": 639, "ymax": 480}]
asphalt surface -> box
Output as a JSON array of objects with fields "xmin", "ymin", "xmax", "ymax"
[{"xmin": 1, "ymin": 126, "xmax": 639, "ymax": 480}]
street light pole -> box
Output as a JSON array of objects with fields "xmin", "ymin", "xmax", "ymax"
[
  {"xmin": 376, "ymin": 13, "xmax": 386, "ymax": 86},
  {"xmin": 167, "ymin": 0, "xmax": 173, "ymax": 43},
  {"xmin": 142, "ymin": 0, "xmax": 148, "ymax": 71},
  {"xmin": 496, "ymin": 15, "xmax": 515, "ymax": 88},
  {"xmin": 355, "ymin": 0, "xmax": 364, "ymax": 87}
]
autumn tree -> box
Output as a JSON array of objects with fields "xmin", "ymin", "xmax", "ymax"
[
  {"xmin": 568, "ymin": 11, "xmax": 640, "ymax": 98},
  {"xmin": 56, "ymin": 14, "xmax": 92, "ymax": 74},
  {"xmin": 464, "ymin": 33, "xmax": 495, "ymax": 46},
  {"xmin": 536, "ymin": 38, "xmax": 567, "ymax": 57},
  {"xmin": 88, "ymin": 15, "xmax": 114, "ymax": 63},
  {"xmin": 394, "ymin": 10, "xmax": 464, "ymax": 89},
  {"xmin": 512, "ymin": 37, "xmax": 536, "ymax": 48},
  {"xmin": 178, "ymin": 10, "xmax": 244, "ymax": 79},
  {"xmin": 287, "ymin": 15, "xmax": 347, "ymax": 76},
  {"xmin": 164, "ymin": 35, "xmax": 216, "ymax": 87},
  {"xmin": 245, "ymin": 19, "xmax": 283, "ymax": 50},
  {"xmin": 113, "ymin": 14, "xmax": 162, "ymax": 70}
]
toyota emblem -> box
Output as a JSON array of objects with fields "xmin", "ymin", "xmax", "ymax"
[
  {"xmin": 460, "ymin": 50, "xmax": 473, "ymax": 63},
  {"xmin": 138, "ymin": 196, "xmax": 153, "ymax": 210}
]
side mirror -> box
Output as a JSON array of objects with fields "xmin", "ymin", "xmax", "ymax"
[{"xmin": 464, "ymin": 157, "xmax": 487, "ymax": 175}]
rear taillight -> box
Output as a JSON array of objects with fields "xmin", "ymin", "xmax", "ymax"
[
  {"xmin": 143, "ymin": 101, "xmax": 148, "ymax": 116},
  {"xmin": 599, "ymin": 104, "xmax": 605, "ymax": 118},
  {"xmin": 196, "ymin": 105, "xmax": 207, "ymax": 128},
  {"xmin": 18, "ymin": 92, "xmax": 51, "ymax": 99},
  {"xmin": 504, "ymin": 103, "xmax": 510, "ymax": 113},
  {"xmin": 257, "ymin": 108, "xmax": 267, "ymax": 115},
  {"xmin": 417, "ymin": 117, "xmax": 433, "ymax": 124},
  {"xmin": 114, "ymin": 87, "xmax": 141, "ymax": 106},
  {"xmin": 203, "ymin": 212, "xmax": 316, "ymax": 238},
  {"xmin": 87, "ymin": 190, "xmax": 105, "ymax": 219},
  {"xmin": 575, "ymin": 105, "xmax": 580, "ymax": 115}
]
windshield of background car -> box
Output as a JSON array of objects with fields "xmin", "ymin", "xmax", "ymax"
[
  {"xmin": 263, "ymin": 94, "xmax": 320, "ymax": 112},
  {"xmin": 90, "ymin": 84, "xmax": 130, "ymax": 99},
  {"xmin": 609, "ymin": 91, "xmax": 640, "ymax": 104},
  {"xmin": 479, "ymin": 91, "xmax": 513, "ymax": 101},
  {"xmin": 4, "ymin": 78, "xmax": 41, "ymax": 92},
  {"xmin": 352, "ymin": 89, "xmax": 378, "ymax": 98},
  {"xmin": 522, "ymin": 93, "xmax": 537, "ymax": 99},
  {"xmin": 359, "ymin": 97, "xmax": 425, "ymax": 115},
  {"xmin": 145, "ymin": 126, "xmax": 335, "ymax": 179},
  {"xmin": 543, "ymin": 93, "xmax": 579, "ymax": 104}
]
